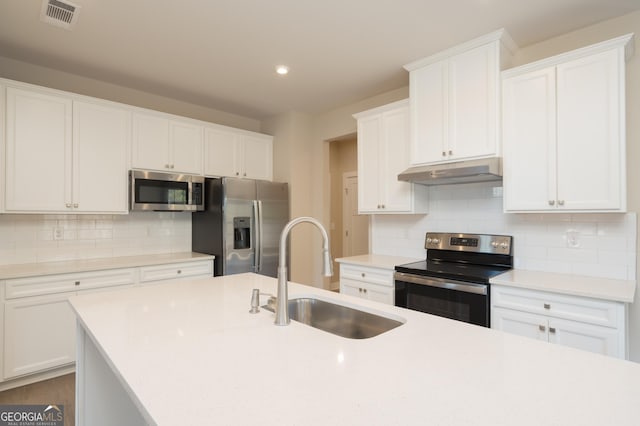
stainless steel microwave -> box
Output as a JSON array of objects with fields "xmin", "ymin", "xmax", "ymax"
[{"xmin": 129, "ymin": 170, "xmax": 204, "ymax": 212}]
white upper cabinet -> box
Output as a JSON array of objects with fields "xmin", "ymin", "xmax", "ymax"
[
  {"xmin": 354, "ymin": 99, "xmax": 428, "ymax": 214},
  {"xmin": 404, "ymin": 29, "xmax": 515, "ymax": 165},
  {"xmin": 132, "ymin": 111, "xmax": 203, "ymax": 174},
  {"xmin": 73, "ymin": 100, "xmax": 130, "ymax": 213},
  {"xmin": 5, "ymin": 86, "xmax": 130, "ymax": 213},
  {"xmin": 204, "ymin": 126, "xmax": 273, "ymax": 181},
  {"xmin": 503, "ymin": 34, "xmax": 632, "ymax": 212}
]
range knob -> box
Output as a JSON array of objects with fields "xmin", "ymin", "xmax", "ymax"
[
  {"xmin": 432, "ymin": 238, "xmax": 440, "ymax": 244},
  {"xmin": 500, "ymin": 242, "xmax": 509, "ymax": 249},
  {"xmin": 426, "ymin": 237, "xmax": 433, "ymax": 244},
  {"xmin": 491, "ymin": 241, "xmax": 499, "ymax": 248}
]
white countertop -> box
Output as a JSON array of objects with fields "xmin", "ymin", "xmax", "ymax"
[
  {"xmin": 70, "ymin": 273, "xmax": 640, "ymax": 425},
  {"xmin": 490, "ymin": 269, "xmax": 636, "ymax": 303},
  {"xmin": 0, "ymin": 252, "xmax": 214, "ymax": 280},
  {"xmin": 335, "ymin": 254, "xmax": 420, "ymax": 269}
]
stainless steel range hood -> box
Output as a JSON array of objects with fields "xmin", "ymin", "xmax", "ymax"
[{"xmin": 398, "ymin": 157, "xmax": 502, "ymax": 186}]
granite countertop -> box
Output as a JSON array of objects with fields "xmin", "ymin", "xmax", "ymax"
[
  {"xmin": 490, "ymin": 269, "xmax": 636, "ymax": 303},
  {"xmin": 70, "ymin": 273, "xmax": 640, "ymax": 425},
  {"xmin": 335, "ymin": 254, "xmax": 421, "ymax": 269},
  {"xmin": 0, "ymin": 252, "xmax": 214, "ymax": 280}
]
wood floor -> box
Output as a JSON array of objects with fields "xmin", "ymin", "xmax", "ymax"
[{"xmin": 0, "ymin": 373, "xmax": 75, "ymax": 426}]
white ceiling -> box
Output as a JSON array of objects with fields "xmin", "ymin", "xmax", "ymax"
[{"xmin": 0, "ymin": 0, "xmax": 639, "ymax": 120}]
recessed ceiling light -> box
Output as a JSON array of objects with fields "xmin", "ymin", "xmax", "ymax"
[{"xmin": 276, "ymin": 65, "xmax": 289, "ymax": 75}]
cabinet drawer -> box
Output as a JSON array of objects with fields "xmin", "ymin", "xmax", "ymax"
[
  {"xmin": 5, "ymin": 268, "xmax": 137, "ymax": 299},
  {"xmin": 492, "ymin": 286, "xmax": 623, "ymax": 328},
  {"xmin": 340, "ymin": 264, "xmax": 394, "ymax": 287},
  {"xmin": 139, "ymin": 260, "xmax": 213, "ymax": 283}
]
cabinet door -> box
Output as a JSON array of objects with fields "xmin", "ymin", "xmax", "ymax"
[
  {"xmin": 502, "ymin": 67, "xmax": 557, "ymax": 211},
  {"xmin": 491, "ymin": 307, "xmax": 548, "ymax": 342},
  {"xmin": 4, "ymin": 293, "xmax": 76, "ymax": 379},
  {"xmin": 132, "ymin": 112, "xmax": 171, "ymax": 171},
  {"xmin": 409, "ymin": 61, "xmax": 446, "ymax": 164},
  {"xmin": 548, "ymin": 317, "xmax": 622, "ymax": 358},
  {"xmin": 5, "ymin": 87, "xmax": 72, "ymax": 212},
  {"xmin": 380, "ymin": 106, "xmax": 412, "ymax": 212},
  {"xmin": 364, "ymin": 282, "xmax": 394, "ymax": 305},
  {"xmin": 204, "ymin": 128, "xmax": 240, "ymax": 177},
  {"xmin": 357, "ymin": 115, "xmax": 382, "ymax": 213},
  {"xmin": 242, "ymin": 134, "xmax": 273, "ymax": 181},
  {"xmin": 556, "ymin": 49, "xmax": 624, "ymax": 211},
  {"xmin": 73, "ymin": 100, "xmax": 130, "ymax": 213},
  {"xmin": 170, "ymin": 120, "xmax": 203, "ymax": 174},
  {"xmin": 339, "ymin": 278, "xmax": 367, "ymax": 300},
  {"xmin": 448, "ymin": 43, "xmax": 498, "ymax": 160}
]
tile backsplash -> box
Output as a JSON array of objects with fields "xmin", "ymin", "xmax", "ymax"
[
  {"xmin": 371, "ymin": 182, "xmax": 637, "ymax": 281},
  {"xmin": 0, "ymin": 212, "xmax": 192, "ymax": 265}
]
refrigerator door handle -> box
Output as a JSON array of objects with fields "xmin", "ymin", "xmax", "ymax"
[
  {"xmin": 252, "ymin": 200, "xmax": 261, "ymax": 273},
  {"xmin": 257, "ymin": 200, "xmax": 264, "ymax": 273}
]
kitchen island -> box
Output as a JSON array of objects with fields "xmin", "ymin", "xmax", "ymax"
[{"xmin": 69, "ymin": 273, "xmax": 640, "ymax": 425}]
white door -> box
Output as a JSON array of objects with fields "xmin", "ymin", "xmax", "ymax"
[
  {"xmin": 356, "ymin": 115, "xmax": 382, "ymax": 212},
  {"xmin": 491, "ymin": 307, "xmax": 549, "ymax": 342},
  {"xmin": 204, "ymin": 127, "xmax": 239, "ymax": 177},
  {"xmin": 5, "ymin": 87, "xmax": 72, "ymax": 212},
  {"xmin": 548, "ymin": 317, "xmax": 621, "ymax": 358},
  {"xmin": 556, "ymin": 49, "xmax": 623, "ymax": 210},
  {"xmin": 170, "ymin": 120, "xmax": 203, "ymax": 174},
  {"xmin": 448, "ymin": 42, "xmax": 497, "ymax": 160},
  {"xmin": 132, "ymin": 112, "xmax": 170, "ymax": 171},
  {"xmin": 343, "ymin": 174, "xmax": 369, "ymax": 257},
  {"xmin": 502, "ymin": 67, "xmax": 557, "ymax": 211},
  {"xmin": 4, "ymin": 293, "xmax": 77, "ymax": 378},
  {"xmin": 381, "ymin": 105, "xmax": 412, "ymax": 212},
  {"xmin": 242, "ymin": 134, "xmax": 273, "ymax": 180},
  {"xmin": 73, "ymin": 100, "xmax": 130, "ymax": 213}
]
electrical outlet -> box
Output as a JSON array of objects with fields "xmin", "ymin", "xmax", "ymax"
[
  {"xmin": 53, "ymin": 227, "xmax": 64, "ymax": 240},
  {"xmin": 566, "ymin": 230, "xmax": 580, "ymax": 248}
]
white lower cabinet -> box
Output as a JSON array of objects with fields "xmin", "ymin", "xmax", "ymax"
[
  {"xmin": 491, "ymin": 285, "xmax": 626, "ymax": 359},
  {"xmin": 339, "ymin": 264, "xmax": 394, "ymax": 305},
  {"xmin": 0, "ymin": 258, "xmax": 213, "ymax": 387}
]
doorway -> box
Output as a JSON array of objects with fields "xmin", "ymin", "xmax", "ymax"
[{"xmin": 328, "ymin": 137, "xmax": 369, "ymax": 290}]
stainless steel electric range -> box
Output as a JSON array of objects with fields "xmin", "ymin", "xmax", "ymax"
[{"xmin": 394, "ymin": 232, "xmax": 513, "ymax": 327}]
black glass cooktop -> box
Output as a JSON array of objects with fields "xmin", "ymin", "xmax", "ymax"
[{"xmin": 395, "ymin": 259, "xmax": 511, "ymax": 284}]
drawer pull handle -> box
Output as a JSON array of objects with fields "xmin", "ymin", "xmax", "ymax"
[
  {"xmin": 543, "ymin": 303, "xmax": 551, "ymax": 310},
  {"xmin": 539, "ymin": 325, "xmax": 546, "ymax": 332},
  {"xmin": 75, "ymin": 281, "xmax": 80, "ymax": 286},
  {"xmin": 361, "ymin": 273, "xmax": 365, "ymax": 278},
  {"xmin": 549, "ymin": 327, "xmax": 556, "ymax": 334},
  {"xmin": 177, "ymin": 270, "xmax": 182, "ymax": 274}
]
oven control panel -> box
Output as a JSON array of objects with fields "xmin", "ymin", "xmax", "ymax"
[{"xmin": 424, "ymin": 233, "xmax": 512, "ymax": 255}]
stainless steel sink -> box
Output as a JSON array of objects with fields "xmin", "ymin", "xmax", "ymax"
[{"xmin": 263, "ymin": 297, "xmax": 404, "ymax": 339}]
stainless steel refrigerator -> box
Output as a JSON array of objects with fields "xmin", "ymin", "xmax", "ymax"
[{"xmin": 192, "ymin": 177, "xmax": 289, "ymax": 277}]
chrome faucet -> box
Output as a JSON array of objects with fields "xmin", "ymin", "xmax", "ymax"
[{"xmin": 275, "ymin": 217, "xmax": 333, "ymax": 326}]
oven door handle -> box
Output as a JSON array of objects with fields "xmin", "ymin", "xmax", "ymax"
[{"xmin": 394, "ymin": 272, "xmax": 487, "ymax": 296}]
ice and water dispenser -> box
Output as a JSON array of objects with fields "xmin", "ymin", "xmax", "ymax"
[{"xmin": 233, "ymin": 217, "xmax": 251, "ymax": 249}]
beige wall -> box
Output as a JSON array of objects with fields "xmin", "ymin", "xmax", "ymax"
[
  {"xmin": 0, "ymin": 55, "xmax": 261, "ymax": 131},
  {"xmin": 511, "ymin": 10, "xmax": 640, "ymax": 362}
]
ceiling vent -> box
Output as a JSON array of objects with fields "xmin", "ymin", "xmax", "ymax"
[{"xmin": 40, "ymin": 0, "xmax": 80, "ymax": 30}]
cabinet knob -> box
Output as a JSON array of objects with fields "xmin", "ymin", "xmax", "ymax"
[
  {"xmin": 358, "ymin": 288, "xmax": 363, "ymax": 293},
  {"xmin": 544, "ymin": 303, "xmax": 551, "ymax": 310},
  {"xmin": 538, "ymin": 325, "xmax": 546, "ymax": 332},
  {"xmin": 236, "ymin": 172, "xmax": 240, "ymax": 176},
  {"xmin": 548, "ymin": 200, "xmax": 555, "ymax": 206},
  {"xmin": 66, "ymin": 203, "xmax": 72, "ymax": 208},
  {"xmin": 558, "ymin": 200, "xmax": 565, "ymax": 206},
  {"xmin": 381, "ymin": 204, "xmax": 385, "ymax": 209},
  {"xmin": 442, "ymin": 151, "xmax": 446, "ymax": 157},
  {"xmin": 177, "ymin": 270, "xmax": 182, "ymax": 274},
  {"xmin": 549, "ymin": 327, "xmax": 556, "ymax": 334},
  {"xmin": 73, "ymin": 203, "xmax": 78, "ymax": 208},
  {"xmin": 363, "ymin": 288, "xmax": 367, "ymax": 294},
  {"xmin": 165, "ymin": 164, "xmax": 170, "ymax": 169},
  {"xmin": 361, "ymin": 273, "xmax": 365, "ymax": 278},
  {"xmin": 75, "ymin": 281, "xmax": 80, "ymax": 286},
  {"xmin": 243, "ymin": 172, "xmax": 247, "ymax": 177},
  {"xmin": 171, "ymin": 164, "xmax": 175, "ymax": 169},
  {"xmin": 448, "ymin": 150, "xmax": 453, "ymax": 156}
]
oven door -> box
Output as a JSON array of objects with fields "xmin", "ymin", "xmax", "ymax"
[{"xmin": 394, "ymin": 271, "xmax": 489, "ymax": 327}]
